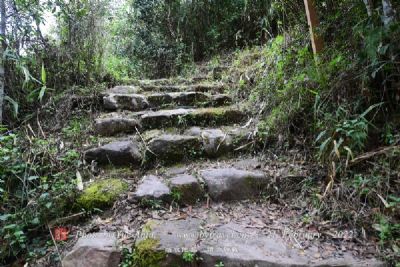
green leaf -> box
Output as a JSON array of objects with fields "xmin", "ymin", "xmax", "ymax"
[
  {"xmin": 319, "ymin": 137, "xmax": 332, "ymax": 154},
  {"xmin": 41, "ymin": 64, "xmax": 47, "ymax": 84},
  {"xmin": 4, "ymin": 96, "xmax": 19, "ymax": 118},
  {"xmin": 315, "ymin": 130, "xmax": 326, "ymax": 143},
  {"xmin": 31, "ymin": 217, "xmax": 40, "ymax": 225},
  {"xmin": 0, "ymin": 214, "xmax": 12, "ymax": 221},
  {"xmin": 38, "ymin": 86, "xmax": 46, "ymax": 102},
  {"xmin": 360, "ymin": 102, "xmax": 383, "ymax": 118}
]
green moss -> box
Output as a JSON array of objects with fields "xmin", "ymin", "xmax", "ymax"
[
  {"xmin": 187, "ymin": 107, "xmax": 242, "ymax": 127},
  {"xmin": 76, "ymin": 178, "xmax": 128, "ymax": 210},
  {"xmin": 133, "ymin": 238, "xmax": 166, "ymax": 267},
  {"xmin": 142, "ymin": 220, "xmax": 157, "ymax": 233}
]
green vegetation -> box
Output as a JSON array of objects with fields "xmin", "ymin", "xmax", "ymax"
[
  {"xmin": 76, "ymin": 178, "xmax": 128, "ymax": 210},
  {"xmin": 120, "ymin": 239, "xmax": 166, "ymax": 267},
  {"xmin": 0, "ymin": 128, "xmax": 78, "ymax": 261},
  {"xmin": 0, "ymin": 0, "xmax": 399, "ymax": 265}
]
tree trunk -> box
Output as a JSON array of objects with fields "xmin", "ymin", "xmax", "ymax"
[
  {"xmin": 382, "ymin": 0, "xmax": 396, "ymax": 26},
  {"xmin": 363, "ymin": 0, "xmax": 373, "ymax": 17},
  {"xmin": 0, "ymin": 0, "xmax": 6, "ymax": 124},
  {"xmin": 303, "ymin": 0, "xmax": 324, "ymax": 55}
]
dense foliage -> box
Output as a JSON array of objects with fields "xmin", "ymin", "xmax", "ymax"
[{"xmin": 0, "ymin": 0, "xmax": 399, "ymax": 265}]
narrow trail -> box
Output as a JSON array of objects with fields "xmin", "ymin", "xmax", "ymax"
[{"xmin": 60, "ymin": 75, "xmax": 385, "ymax": 267}]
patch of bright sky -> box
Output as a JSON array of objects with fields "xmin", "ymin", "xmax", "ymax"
[
  {"xmin": 39, "ymin": 0, "xmax": 125, "ymax": 38},
  {"xmin": 41, "ymin": 10, "xmax": 57, "ymax": 37}
]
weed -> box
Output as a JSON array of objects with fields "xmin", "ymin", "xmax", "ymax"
[
  {"xmin": 140, "ymin": 199, "xmax": 163, "ymax": 210},
  {"xmin": 171, "ymin": 188, "xmax": 182, "ymax": 203},
  {"xmin": 182, "ymin": 251, "xmax": 195, "ymax": 262}
]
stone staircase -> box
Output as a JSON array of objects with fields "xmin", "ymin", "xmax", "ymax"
[{"xmin": 62, "ymin": 78, "xmax": 385, "ymax": 267}]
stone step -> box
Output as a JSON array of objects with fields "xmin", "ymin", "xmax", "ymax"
[
  {"xmin": 85, "ymin": 140, "xmax": 143, "ymax": 166},
  {"xmin": 103, "ymin": 92, "xmax": 231, "ymax": 111},
  {"xmin": 85, "ymin": 127, "xmax": 253, "ymax": 168},
  {"xmin": 139, "ymin": 83, "xmax": 225, "ymax": 93},
  {"xmin": 133, "ymin": 218, "xmax": 384, "ymax": 267},
  {"xmin": 94, "ymin": 107, "xmax": 246, "ymax": 136},
  {"xmin": 127, "ymin": 156, "xmax": 310, "ymax": 205},
  {"xmin": 62, "ymin": 233, "xmax": 120, "ymax": 267},
  {"xmin": 129, "ymin": 167, "xmax": 271, "ymax": 206},
  {"xmin": 104, "ymin": 82, "xmax": 224, "ymax": 96},
  {"xmin": 137, "ymin": 76, "xmax": 209, "ymax": 87},
  {"xmin": 126, "ymin": 155, "xmax": 319, "ymax": 206}
]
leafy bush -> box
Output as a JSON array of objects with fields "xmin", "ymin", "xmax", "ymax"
[{"xmin": 0, "ymin": 128, "xmax": 79, "ymax": 263}]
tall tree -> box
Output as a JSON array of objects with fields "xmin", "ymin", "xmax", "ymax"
[{"xmin": 0, "ymin": 0, "xmax": 5, "ymax": 124}]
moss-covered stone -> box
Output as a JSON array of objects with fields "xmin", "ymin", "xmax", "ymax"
[
  {"xmin": 186, "ymin": 107, "xmax": 245, "ymax": 127},
  {"xmin": 133, "ymin": 238, "xmax": 166, "ymax": 267},
  {"xmin": 77, "ymin": 179, "xmax": 128, "ymax": 210}
]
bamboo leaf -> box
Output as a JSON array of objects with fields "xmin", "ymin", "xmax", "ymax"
[
  {"xmin": 38, "ymin": 86, "xmax": 46, "ymax": 102},
  {"xmin": 4, "ymin": 96, "xmax": 19, "ymax": 118},
  {"xmin": 41, "ymin": 64, "xmax": 47, "ymax": 85}
]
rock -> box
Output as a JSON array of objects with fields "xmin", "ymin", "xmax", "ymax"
[
  {"xmin": 62, "ymin": 232, "xmax": 120, "ymax": 267},
  {"xmin": 145, "ymin": 93, "xmax": 174, "ymax": 108},
  {"xmin": 103, "ymin": 94, "xmax": 149, "ymax": 111},
  {"xmin": 140, "ymin": 108, "xmax": 192, "ymax": 129},
  {"xmin": 76, "ymin": 179, "xmax": 128, "ymax": 210},
  {"xmin": 169, "ymin": 174, "xmax": 203, "ymax": 204},
  {"xmin": 185, "ymin": 107, "xmax": 245, "ymax": 127},
  {"xmin": 107, "ymin": 85, "xmax": 140, "ymax": 94},
  {"xmin": 147, "ymin": 92, "xmax": 209, "ymax": 108},
  {"xmin": 190, "ymin": 84, "xmax": 225, "ymax": 93},
  {"xmin": 140, "ymin": 84, "xmax": 224, "ymax": 93},
  {"xmin": 135, "ymin": 219, "xmax": 202, "ymax": 266},
  {"xmin": 186, "ymin": 127, "xmax": 232, "ymax": 157},
  {"xmin": 185, "ymin": 127, "xmax": 252, "ymax": 157},
  {"xmin": 131, "ymin": 175, "xmax": 170, "ymax": 202},
  {"xmin": 85, "ymin": 140, "xmax": 142, "ymax": 166},
  {"xmin": 138, "ymin": 218, "xmax": 386, "ymax": 267},
  {"xmin": 211, "ymin": 94, "xmax": 232, "ymax": 106},
  {"xmin": 147, "ymin": 134, "xmax": 201, "ymax": 164},
  {"xmin": 199, "ymin": 168, "xmax": 268, "ymax": 201},
  {"xmin": 94, "ymin": 114, "xmax": 141, "ymax": 136},
  {"xmin": 140, "ymin": 107, "xmax": 245, "ymax": 130},
  {"xmin": 140, "ymin": 85, "xmax": 184, "ymax": 92}
]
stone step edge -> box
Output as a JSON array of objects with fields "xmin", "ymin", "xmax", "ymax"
[
  {"xmin": 85, "ymin": 127, "xmax": 254, "ymax": 168},
  {"xmin": 103, "ymin": 92, "xmax": 232, "ymax": 111},
  {"xmin": 131, "ymin": 218, "xmax": 385, "ymax": 267},
  {"xmin": 94, "ymin": 106, "xmax": 247, "ymax": 136}
]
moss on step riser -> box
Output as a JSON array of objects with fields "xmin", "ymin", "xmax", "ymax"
[
  {"xmin": 130, "ymin": 238, "xmax": 166, "ymax": 267},
  {"xmin": 76, "ymin": 179, "xmax": 128, "ymax": 210},
  {"xmin": 141, "ymin": 108, "xmax": 245, "ymax": 130}
]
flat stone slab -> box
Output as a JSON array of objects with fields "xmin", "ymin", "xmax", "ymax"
[
  {"xmin": 104, "ymin": 92, "xmax": 231, "ymax": 111},
  {"xmin": 169, "ymin": 174, "xmax": 204, "ymax": 204},
  {"xmin": 136, "ymin": 219, "xmax": 385, "ymax": 267},
  {"xmin": 106, "ymin": 85, "xmax": 141, "ymax": 94},
  {"xmin": 94, "ymin": 113, "xmax": 141, "ymax": 136},
  {"xmin": 147, "ymin": 92, "xmax": 208, "ymax": 108},
  {"xmin": 147, "ymin": 134, "xmax": 201, "ymax": 164},
  {"xmin": 140, "ymin": 84, "xmax": 225, "ymax": 93},
  {"xmin": 199, "ymin": 168, "xmax": 269, "ymax": 201},
  {"xmin": 94, "ymin": 107, "xmax": 246, "ymax": 136},
  {"xmin": 140, "ymin": 108, "xmax": 193, "ymax": 129},
  {"xmin": 140, "ymin": 107, "xmax": 245, "ymax": 130},
  {"xmin": 62, "ymin": 232, "xmax": 120, "ymax": 267},
  {"xmin": 137, "ymin": 77, "xmax": 209, "ymax": 87},
  {"xmin": 185, "ymin": 127, "xmax": 252, "ymax": 157},
  {"xmin": 131, "ymin": 175, "xmax": 171, "ymax": 202},
  {"xmin": 85, "ymin": 140, "xmax": 142, "ymax": 166},
  {"xmin": 103, "ymin": 93, "xmax": 149, "ymax": 111}
]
